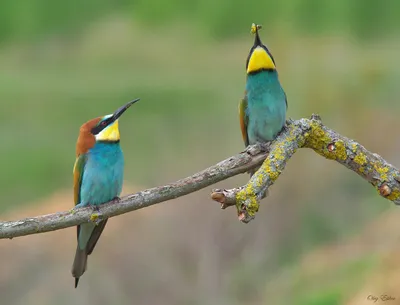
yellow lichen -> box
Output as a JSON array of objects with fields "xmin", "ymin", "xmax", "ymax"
[
  {"xmin": 298, "ymin": 135, "xmax": 306, "ymax": 148},
  {"xmin": 267, "ymin": 167, "xmax": 279, "ymax": 181},
  {"xmin": 306, "ymin": 121, "xmax": 333, "ymax": 157},
  {"xmin": 305, "ymin": 122, "xmax": 349, "ymax": 161},
  {"xmin": 387, "ymin": 188, "xmax": 400, "ymax": 201},
  {"xmin": 255, "ymin": 171, "xmax": 264, "ymax": 187},
  {"xmin": 236, "ymin": 185, "xmax": 250, "ymax": 202},
  {"xmin": 351, "ymin": 143, "xmax": 358, "ymax": 153},
  {"xmin": 359, "ymin": 167, "xmax": 364, "ymax": 173},
  {"xmin": 90, "ymin": 213, "xmax": 99, "ymax": 222},
  {"xmin": 246, "ymin": 199, "xmax": 260, "ymax": 216},
  {"xmin": 374, "ymin": 163, "xmax": 389, "ymax": 180},
  {"xmin": 309, "ymin": 122, "xmax": 327, "ymax": 143},
  {"xmin": 236, "ymin": 185, "xmax": 259, "ymax": 217},
  {"xmin": 273, "ymin": 144, "xmax": 285, "ymax": 161},
  {"xmin": 262, "ymin": 159, "xmax": 279, "ymax": 181},
  {"xmin": 354, "ymin": 153, "xmax": 367, "ymax": 166},
  {"xmin": 335, "ymin": 141, "xmax": 347, "ymax": 161}
]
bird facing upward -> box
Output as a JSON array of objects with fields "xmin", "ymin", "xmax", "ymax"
[
  {"xmin": 239, "ymin": 23, "xmax": 287, "ymax": 176},
  {"xmin": 71, "ymin": 98, "xmax": 139, "ymax": 288}
]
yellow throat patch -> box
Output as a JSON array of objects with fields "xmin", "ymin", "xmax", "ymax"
[
  {"xmin": 247, "ymin": 46, "xmax": 275, "ymax": 74},
  {"xmin": 95, "ymin": 120, "xmax": 120, "ymax": 141}
]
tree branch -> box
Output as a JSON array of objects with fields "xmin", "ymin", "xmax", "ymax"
[
  {"xmin": 1, "ymin": 115, "xmax": 399, "ymax": 239},
  {"xmin": 0, "ymin": 142, "xmax": 267, "ymax": 240},
  {"xmin": 211, "ymin": 115, "xmax": 400, "ymax": 223}
]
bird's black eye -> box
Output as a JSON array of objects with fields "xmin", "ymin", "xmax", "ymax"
[{"xmin": 101, "ymin": 120, "xmax": 107, "ymax": 126}]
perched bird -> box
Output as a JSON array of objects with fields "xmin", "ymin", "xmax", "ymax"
[
  {"xmin": 71, "ymin": 98, "xmax": 139, "ymax": 288},
  {"xmin": 239, "ymin": 23, "xmax": 287, "ymax": 176}
]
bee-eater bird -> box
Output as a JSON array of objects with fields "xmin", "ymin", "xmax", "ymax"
[
  {"xmin": 239, "ymin": 24, "xmax": 287, "ymax": 176},
  {"xmin": 71, "ymin": 98, "xmax": 139, "ymax": 288}
]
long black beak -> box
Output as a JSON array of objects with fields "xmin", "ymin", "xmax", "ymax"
[
  {"xmin": 253, "ymin": 25, "xmax": 262, "ymax": 47},
  {"xmin": 112, "ymin": 98, "xmax": 140, "ymax": 120}
]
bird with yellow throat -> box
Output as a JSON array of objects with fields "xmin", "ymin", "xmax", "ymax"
[
  {"xmin": 71, "ymin": 98, "xmax": 139, "ymax": 288},
  {"xmin": 239, "ymin": 24, "xmax": 287, "ymax": 176}
]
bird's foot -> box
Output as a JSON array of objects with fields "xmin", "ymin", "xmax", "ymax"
[
  {"xmin": 259, "ymin": 142, "xmax": 271, "ymax": 152},
  {"xmin": 73, "ymin": 202, "xmax": 85, "ymax": 210},
  {"xmin": 111, "ymin": 196, "xmax": 121, "ymax": 204},
  {"xmin": 89, "ymin": 204, "xmax": 100, "ymax": 212},
  {"xmin": 244, "ymin": 142, "xmax": 270, "ymax": 156}
]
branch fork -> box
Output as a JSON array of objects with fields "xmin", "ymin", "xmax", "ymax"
[{"xmin": 211, "ymin": 115, "xmax": 400, "ymax": 223}]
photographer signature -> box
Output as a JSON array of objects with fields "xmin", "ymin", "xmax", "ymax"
[{"xmin": 367, "ymin": 295, "xmax": 396, "ymax": 303}]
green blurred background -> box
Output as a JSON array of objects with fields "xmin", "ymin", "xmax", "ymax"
[{"xmin": 1, "ymin": 1, "xmax": 400, "ymax": 304}]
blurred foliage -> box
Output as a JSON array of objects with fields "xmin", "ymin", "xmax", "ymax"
[
  {"xmin": 291, "ymin": 255, "xmax": 378, "ymax": 305},
  {"xmin": 1, "ymin": 0, "xmax": 400, "ymax": 44}
]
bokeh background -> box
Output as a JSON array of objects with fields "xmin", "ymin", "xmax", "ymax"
[{"xmin": 1, "ymin": 1, "xmax": 400, "ymax": 304}]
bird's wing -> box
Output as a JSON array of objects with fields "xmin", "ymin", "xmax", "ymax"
[
  {"xmin": 73, "ymin": 153, "xmax": 108, "ymax": 255},
  {"xmin": 284, "ymin": 91, "xmax": 288, "ymax": 109},
  {"xmin": 73, "ymin": 154, "xmax": 87, "ymax": 240},
  {"xmin": 239, "ymin": 95, "xmax": 249, "ymax": 147},
  {"xmin": 73, "ymin": 154, "xmax": 86, "ymax": 206},
  {"xmin": 86, "ymin": 219, "xmax": 108, "ymax": 255}
]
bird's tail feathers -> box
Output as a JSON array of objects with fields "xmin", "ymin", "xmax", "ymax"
[{"xmin": 71, "ymin": 247, "xmax": 88, "ymax": 288}]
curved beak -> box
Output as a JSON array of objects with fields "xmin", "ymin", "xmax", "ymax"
[{"xmin": 112, "ymin": 98, "xmax": 140, "ymax": 120}]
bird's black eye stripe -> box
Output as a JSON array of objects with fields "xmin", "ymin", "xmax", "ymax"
[{"xmin": 91, "ymin": 117, "xmax": 113, "ymax": 135}]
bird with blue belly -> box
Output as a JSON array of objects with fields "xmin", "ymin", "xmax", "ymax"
[
  {"xmin": 71, "ymin": 98, "xmax": 139, "ymax": 288},
  {"xmin": 239, "ymin": 23, "xmax": 287, "ymax": 176}
]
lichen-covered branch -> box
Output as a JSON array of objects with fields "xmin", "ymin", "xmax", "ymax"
[
  {"xmin": 211, "ymin": 115, "xmax": 400, "ymax": 223},
  {"xmin": 2, "ymin": 115, "xmax": 399, "ymax": 238}
]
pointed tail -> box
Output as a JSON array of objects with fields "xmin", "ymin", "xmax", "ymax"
[{"xmin": 71, "ymin": 247, "xmax": 88, "ymax": 288}]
